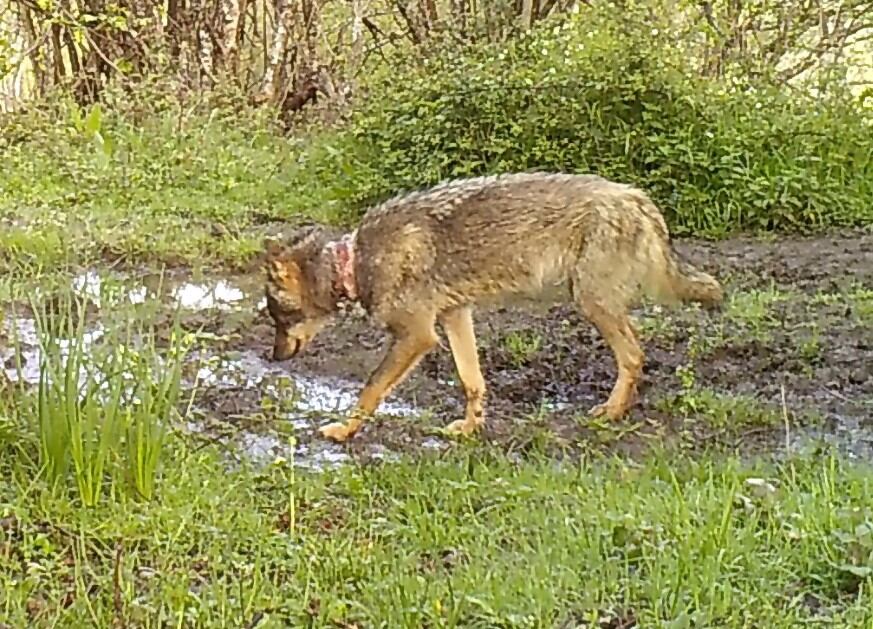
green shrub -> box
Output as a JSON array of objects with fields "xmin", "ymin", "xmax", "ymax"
[{"xmin": 322, "ymin": 6, "xmax": 873, "ymax": 235}]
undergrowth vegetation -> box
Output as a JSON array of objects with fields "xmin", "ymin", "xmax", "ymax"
[
  {"xmin": 330, "ymin": 9, "xmax": 873, "ymax": 234},
  {"xmin": 3, "ymin": 287, "xmax": 194, "ymax": 505},
  {"xmin": 0, "ymin": 94, "xmax": 298, "ymax": 273},
  {"xmin": 1, "ymin": 5, "xmax": 872, "ymax": 279},
  {"xmin": 3, "ymin": 421, "xmax": 873, "ymax": 626}
]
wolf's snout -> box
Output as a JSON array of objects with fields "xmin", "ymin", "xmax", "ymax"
[{"xmin": 271, "ymin": 334, "xmax": 301, "ymax": 361}]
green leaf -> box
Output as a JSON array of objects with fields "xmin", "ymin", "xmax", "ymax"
[{"xmin": 84, "ymin": 104, "xmax": 102, "ymax": 137}]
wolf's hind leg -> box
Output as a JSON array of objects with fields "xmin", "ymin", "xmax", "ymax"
[{"xmin": 571, "ymin": 275, "xmax": 644, "ymax": 420}]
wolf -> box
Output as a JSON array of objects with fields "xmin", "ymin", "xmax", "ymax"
[{"xmin": 263, "ymin": 172, "xmax": 723, "ymax": 443}]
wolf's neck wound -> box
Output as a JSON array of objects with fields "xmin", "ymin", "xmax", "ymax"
[{"xmin": 325, "ymin": 230, "xmax": 359, "ymax": 306}]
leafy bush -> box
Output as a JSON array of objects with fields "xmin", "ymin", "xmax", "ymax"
[{"xmin": 321, "ymin": 5, "xmax": 873, "ymax": 235}]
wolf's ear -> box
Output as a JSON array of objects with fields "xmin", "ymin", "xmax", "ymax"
[
  {"xmin": 265, "ymin": 255, "xmax": 303, "ymax": 296},
  {"xmin": 263, "ymin": 238, "xmax": 288, "ymax": 262}
]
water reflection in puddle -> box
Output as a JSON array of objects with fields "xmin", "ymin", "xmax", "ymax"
[
  {"xmin": 185, "ymin": 419, "xmax": 394, "ymax": 470},
  {"xmin": 4, "ymin": 263, "xmax": 422, "ymax": 470},
  {"xmin": 788, "ymin": 416, "xmax": 873, "ymax": 461},
  {"xmin": 71, "ymin": 270, "xmax": 251, "ymax": 311},
  {"xmin": 1, "ymin": 314, "xmax": 105, "ymax": 384},
  {"xmin": 193, "ymin": 349, "xmax": 414, "ymax": 417},
  {"xmin": 174, "ymin": 281, "xmax": 246, "ymax": 310},
  {"xmin": 191, "ymin": 348, "xmax": 417, "ymax": 467}
]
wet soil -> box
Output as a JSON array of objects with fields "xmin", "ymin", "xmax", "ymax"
[
  {"xmin": 3, "ymin": 229, "xmax": 871, "ymax": 466},
  {"xmin": 189, "ymin": 229, "xmax": 873, "ymax": 462}
]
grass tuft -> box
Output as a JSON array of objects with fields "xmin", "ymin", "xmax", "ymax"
[{"xmin": 11, "ymin": 288, "xmax": 195, "ymax": 506}]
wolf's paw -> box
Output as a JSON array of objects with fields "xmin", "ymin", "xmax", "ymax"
[
  {"xmin": 588, "ymin": 402, "xmax": 626, "ymax": 421},
  {"xmin": 444, "ymin": 419, "xmax": 481, "ymax": 437},
  {"xmin": 319, "ymin": 422, "xmax": 357, "ymax": 443}
]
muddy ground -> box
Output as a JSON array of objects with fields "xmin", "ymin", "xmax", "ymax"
[
  {"xmin": 184, "ymin": 229, "xmax": 873, "ymax": 463},
  {"xmin": 4, "ymin": 229, "xmax": 872, "ymax": 466}
]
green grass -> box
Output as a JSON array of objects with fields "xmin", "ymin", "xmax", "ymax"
[
  {"xmin": 722, "ymin": 284, "xmax": 792, "ymax": 344},
  {"xmin": 2, "ymin": 283, "xmax": 865, "ymax": 626},
  {"xmin": 0, "ymin": 294, "xmax": 190, "ymax": 506},
  {"xmin": 2, "ymin": 440, "xmax": 872, "ymax": 627},
  {"xmin": 501, "ymin": 329, "xmax": 544, "ymax": 368},
  {"xmin": 0, "ymin": 102, "xmax": 350, "ymax": 277},
  {"xmin": 813, "ymin": 283, "xmax": 873, "ymax": 326}
]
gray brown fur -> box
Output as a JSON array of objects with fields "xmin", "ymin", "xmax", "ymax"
[{"xmin": 263, "ymin": 172, "xmax": 724, "ymax": 442}]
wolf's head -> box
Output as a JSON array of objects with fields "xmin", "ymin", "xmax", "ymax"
[{"xmin": 262, "ymin": 226, "xmax": 334, "ymax": 361}]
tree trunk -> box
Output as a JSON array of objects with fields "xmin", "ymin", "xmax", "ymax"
[
  {"xmin": 255, "ymin": 0, "xmax": 293, "ymax": 104},
  {"xmin": 167, "ymin": 0, "xmax": 184, "ymax": 65},
  {"xmin": 50, "ymin": 23, "xmax": 67, "ymax": 84},
  {"xmin": 221, "ymin": 0, "xmax": 245, "ymax": 74},
  {"xmin": 519, "ymin": 0, "xmax": 534, "ymax": 30},
  {"xmin": 420, "ymin": 0, "xmax": 437, "ymax": 30},
  {"xmin": 63, "ymin": 27, "xmax": 81, "ymax": 76},
  {"xmin": 349, "ymin": 0, "xmax": 366, "ymax": 72},
  {"xmin": 18, "ymin": 4, "xmax": 46, "ymax": 97}
]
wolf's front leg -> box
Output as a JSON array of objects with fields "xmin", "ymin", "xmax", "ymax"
[
  {"xmin": 440, "ymin": 306, "xmax": 487, "ymax": 436},
  {"xmin": 319, "ymin": 316, "xmax": 439, "ymax": 443}
]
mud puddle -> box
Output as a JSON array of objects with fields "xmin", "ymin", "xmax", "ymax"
[
  {"xmin": 198, "ymin": 229, "xmax": 872, "ymax": 462},
  {"xmin": 2, "ymin": 230, "xmax": 872, "ymax": 466},
  {"xmin": 1, "ymin": 270, "xmax": 425, "ymax": 469},
  {"xmin": 71, "ymin": 268, "xmax": 254, "ymax": 310},
  {"xmin": 1, "ymin": 315, "xmax": 106, "ymax": 384},
  {"xmin": 186, "ymin": 347, "xmax": 419, "ymax": 467}
]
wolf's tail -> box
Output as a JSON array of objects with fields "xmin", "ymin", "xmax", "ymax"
[{"xmin": 662, "ymin": 248, "xmax": 724, "ymax": 309}]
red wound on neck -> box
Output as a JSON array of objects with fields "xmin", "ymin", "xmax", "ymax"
[{"xmin": 329, "ymin": 233, "xmax": 357, "ymax": 301}]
